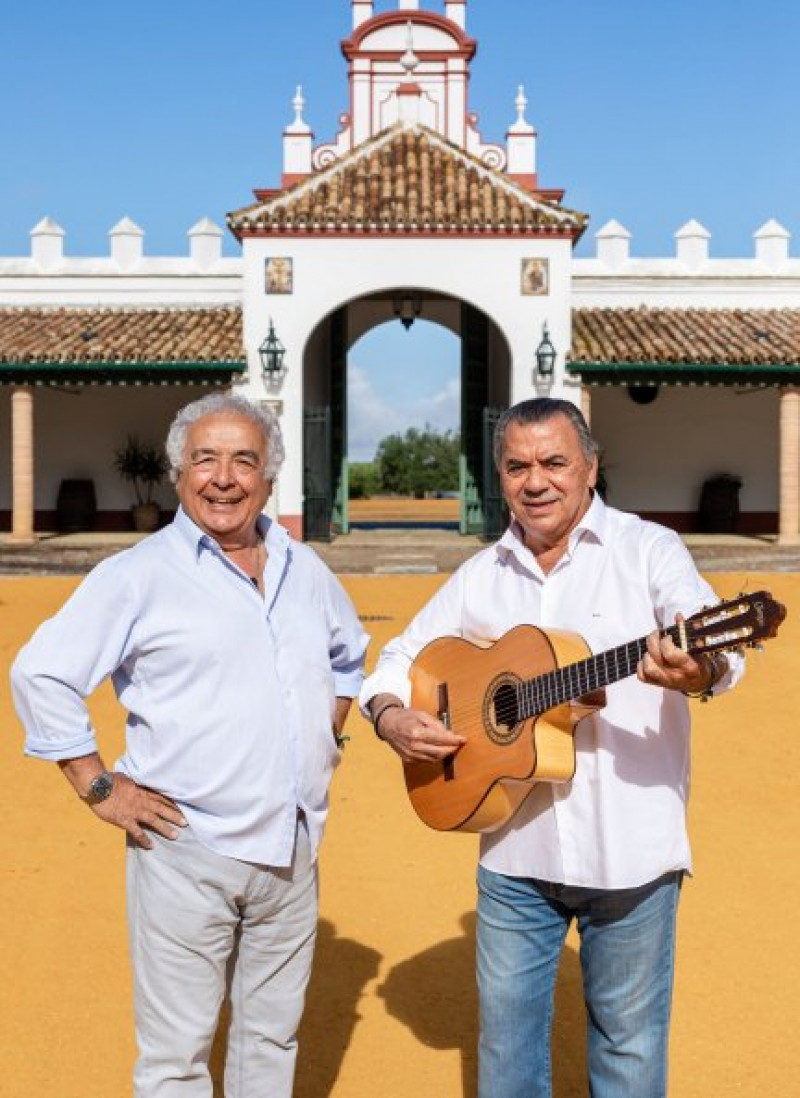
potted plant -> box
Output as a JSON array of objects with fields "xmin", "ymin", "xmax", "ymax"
[{"xmin": 114, "ymin": 436, "xmax": 169, "ymax": 533}]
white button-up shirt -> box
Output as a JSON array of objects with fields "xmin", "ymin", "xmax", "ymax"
[
  {"xmin": 361, "ymin": 495, "xmax": 743, "ymax": 889},
  {"xmin": 12, "ymin": 508, "xmax": 368, "ymax": 866}
]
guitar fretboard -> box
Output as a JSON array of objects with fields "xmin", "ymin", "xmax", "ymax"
[{"xmin": 516, "ymin": 624, "xmax": 680, "ymax": 719}]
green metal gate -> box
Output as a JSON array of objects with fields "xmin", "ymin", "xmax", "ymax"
[
  {"xmin": 460, "ymin": 303, "xmax": 504, "ymax": 539},
  {"xmin": 460, "ymin": 303, "xmax": 488, "ymax": 534},
  {"xmin": 303, "ymin": 308, "xmax": 348, "ymax": 540},
  {"xmin": 482, "ymin": 405, "xmax": 506, "ymax": 540},
  {"xmin": 330, "ymin": 307, "xmax": 349, "ymax": 535},
  {"xmin": 303, "ymin": 406, "xmax": 332, "ymax": 540}
]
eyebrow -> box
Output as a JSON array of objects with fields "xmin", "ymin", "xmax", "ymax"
[{"xmin": 189, "ymin": 447, "xmax": 262, "ymax": 463}]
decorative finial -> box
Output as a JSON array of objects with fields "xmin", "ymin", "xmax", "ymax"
[
  {"xmin": 400, "ymin": 21, "xmax": 420, "ymax": 76},
  {"xmin": 515, "ymin": 85, "xmax": 528, "ymax": 126},
  {"xmin": 293, "ymin": 85, "xmax": 306, "ymax": 127}
]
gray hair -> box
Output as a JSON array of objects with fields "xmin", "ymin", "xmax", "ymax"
[
  {"xmin": 166, "ymin": 393, "xmax": 286, "ymax": 483},
  {"xmin": 493, "ymin": 398, "xmax": 599, "ymax": 469}
]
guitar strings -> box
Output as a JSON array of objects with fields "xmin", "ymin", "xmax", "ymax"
[{"xmin": 489, "ymin": 625, "xmax": 685, "ymax": 726}]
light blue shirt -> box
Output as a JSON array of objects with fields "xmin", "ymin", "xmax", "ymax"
[{"xmin": 11, "ymin": 508, "xmax": 368, "ymax": 865}]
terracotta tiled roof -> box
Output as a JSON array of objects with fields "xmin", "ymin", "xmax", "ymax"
[
  {"xmin": 0, "ymin": 306, "xmax": 245, "ymax": 381},
  {"xmin": 570, "ymin": 308, "xmax": 800, "ymax": 375},
  {"xmin": 228, "ymin": 123, "xmax": 587, "ymax": 237}
]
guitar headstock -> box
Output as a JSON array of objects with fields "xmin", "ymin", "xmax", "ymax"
[{"xmin": 683, "ymin": 591, "xmax": 787, "ymax": 655}]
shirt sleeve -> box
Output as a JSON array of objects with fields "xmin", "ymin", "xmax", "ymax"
[
  {"xmin": 646, "ymin": 529, "xmax": 745, "ymax": 695},
  {"xmin": 10, "ymin": 560, "xmax": 139, "ymax": 760},
  {"xmin": 319, "ymin": 567, "xmax": 369, "ymax": 699},
  {"xmin": 359, "ymin": 566, "xmax": 467, "ymax": 711}
]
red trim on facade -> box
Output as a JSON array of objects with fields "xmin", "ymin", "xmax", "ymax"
[
  {"xmin": 346, "ymin": 48, "xmax": 475, "ymax": 62},
  {"xmin": 278, "ymin": 514, "xmax": 303, "ymax": 541},
  {"xmin": 536, "ymin": 189, "xmax": 565, "ymax": 204},
  {"xmin": 637, "ymin": 512, "xmax": 778, "ymax": 535},
  {"xmin": 280, "ymin": 173, "xmax": 312, "ymax": 188},
  {"xmin": 235, "ymin": 228, "xmax": 581, "ymax": 241},
  {"xmin": 507, "ymin": 173, "xmax": 539, "ymax": 192},
  {"xmin": 396, "ymin": 83, "xmax": 423, "ymax": 97},
  {"xmin": 253, "ymin": 188, "xmax": 282, "ymax": 202},
  {"xmin": 0, "ymin": 511, "xmax": 779, "ymax": 539},
  {"xmin": 342, "ymin": 10, "xmax": 477, "ymax": 60}
]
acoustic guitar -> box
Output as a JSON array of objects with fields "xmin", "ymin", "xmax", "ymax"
[{"xmin": 405, "ymin": 591, "xmax": 785, "ymax": 834}]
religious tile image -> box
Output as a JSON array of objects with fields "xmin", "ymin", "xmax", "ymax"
[
  {"xmin": 521, "ymin": 257, "xmax": 549, "ymax": 296},
  {"xmin": 265, "ymin": 257, "xmax": 293, "ymax": 294}
]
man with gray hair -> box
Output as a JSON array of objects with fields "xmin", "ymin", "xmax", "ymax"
[{"xmin": 11, "ymin": 392, "xmax": 368, "ymax": 1098}]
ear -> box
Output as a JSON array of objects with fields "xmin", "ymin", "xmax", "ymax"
[{"xmin": 587, "ymin": 454, "xmax": 599, "ymax": 489}]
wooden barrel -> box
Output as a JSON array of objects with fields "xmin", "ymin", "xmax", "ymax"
[{"xmin": 56, "ymin": 479, "xmax": 97, "ymax": 533}]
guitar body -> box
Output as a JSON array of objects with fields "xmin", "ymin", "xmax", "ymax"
[{"xmin": 406, "ymin": 624, "xmax": 606, "ymax": 834}]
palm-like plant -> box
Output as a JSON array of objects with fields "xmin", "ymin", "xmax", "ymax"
[{"xmin": 114, "ymin": 437, "xmax": 169, "ymax": 506}]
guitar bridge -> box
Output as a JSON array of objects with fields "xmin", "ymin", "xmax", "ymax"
[{"xmin": 437, "ymin": 683, "xmax": 455, "ymax": 782}]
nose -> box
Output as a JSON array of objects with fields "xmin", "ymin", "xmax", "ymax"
[
  {"xmin": 211, "ymin": 458, "xmax": 236, "ymax": 487},
  {"xmin": 522, "ymin": 464, "xmax": 548, "ymax": 494}
]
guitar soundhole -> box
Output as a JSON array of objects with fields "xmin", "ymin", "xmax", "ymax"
[{"xmin": 484, "ymin": 674, "xmax": 524, "ymax": 745}]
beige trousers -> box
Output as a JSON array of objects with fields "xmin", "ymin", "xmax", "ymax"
[{"xmin": 126, "ymin": 819, "xmax": 317, "ymax": 1098}]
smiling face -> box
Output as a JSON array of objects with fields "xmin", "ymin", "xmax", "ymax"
[
  {"xmin": 500, "ymin": 414, "xmax": 597, "ymax": 563},
  {"xmin": 175, "ymin": 412, "xmax": 272, "ymax": 548}
]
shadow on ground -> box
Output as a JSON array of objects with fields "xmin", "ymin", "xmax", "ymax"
[
  {"xmin": 209, "ymin": 919, "xmax": 381, "ymax": 1098},
  {"xmin": 377, "ymin": 912, "xmax": 588, "ymax": 1098}
]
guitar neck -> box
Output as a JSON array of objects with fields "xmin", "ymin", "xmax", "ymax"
[{"xmin": 517, "ymin": 625, "xmax": 679, "ymax": 719}]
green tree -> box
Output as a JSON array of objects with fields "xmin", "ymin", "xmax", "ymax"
[
  {"xmin": 375, "ymin": 426, "xmax": 459, "ymax": 498},
  {"xmin": 348, "ymin": 461, "xmax": 381, "ymax": 499}
]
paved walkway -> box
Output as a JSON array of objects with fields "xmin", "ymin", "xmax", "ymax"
[{"xmin": 1, "ymin": 527, "xmax": 798, "ymax": 575}]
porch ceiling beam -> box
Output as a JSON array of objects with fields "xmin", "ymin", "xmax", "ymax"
[{"xmin": 566, "ymin": 362, "xmax": 800, "ymax": 385}]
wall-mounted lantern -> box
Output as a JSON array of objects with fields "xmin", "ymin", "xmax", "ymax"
[
  {"xmin": 259, "ymin": 319, "xmax": 286, "ymax": 380},
  {"xmin": 535, "ymin": 322, "xmax": 557, "ymax": 379}
]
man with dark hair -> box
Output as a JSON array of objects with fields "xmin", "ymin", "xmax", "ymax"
[
  {"xmin": 12, "ymin": 393, "xmax": 368, "ymax": 1098},
  {"xmin": 362, "ymin": 396, "xmax": 742, "ymax": 1098}
]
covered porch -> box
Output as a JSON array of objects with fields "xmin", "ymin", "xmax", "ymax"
[
  {"xmin": 0, "ymin": 306, "xmax": 245, "ymax": 540},
  {"xmin": 570, "ymin": 307, "xmax": 800, "ymax": 545}
]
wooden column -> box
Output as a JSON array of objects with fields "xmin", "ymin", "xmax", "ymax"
[
  {"xmin": 11, "ymin": 386, "xmax": 35, "ymax": 543},
  {"xmin": 580, "ymin": 385, "xmax": 592, "ymax": 427},
  {"xmin": 779, "ymin": 387, "xmax": 800, "ymax": 545}
]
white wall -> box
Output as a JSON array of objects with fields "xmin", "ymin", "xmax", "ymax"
[
  {"xmin": 240, "ymin": 234, "xmax": 575, "ymax": 517},
  {"xmin": 592, "ymin": 386, "xmax": 777, "ymax": 513}
]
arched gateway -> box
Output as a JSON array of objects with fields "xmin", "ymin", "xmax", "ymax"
[
  {"xmin": 227, "ymin": 0, "xmax": 587, "ymax": 540},
  {"xmin": 301, "ymin": 292, "xmax": 512, "ymax": 539}
]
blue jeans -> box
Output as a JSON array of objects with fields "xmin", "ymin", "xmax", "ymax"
[{"xmin": 476, "ymin": 866, "xmax": 682, "ymax": 1098}]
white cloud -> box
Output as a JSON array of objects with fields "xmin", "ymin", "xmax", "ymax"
[
  {"xmin": 409, "ymin": 377, "xmax": 460, "ymax": 434},
  {"xmin": 347, "ymin": 364, "xmax": 402, "ymax": 462},
  {"xmin": 349, "ymin": 366, "xmax": 461, "ymax": 461}
]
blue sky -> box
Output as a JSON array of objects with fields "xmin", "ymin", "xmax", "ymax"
[{"xmin": 1, "ymin": 0, "xmax": 797, "ymax": 458}]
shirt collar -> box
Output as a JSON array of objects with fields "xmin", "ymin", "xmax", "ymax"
[
  {"xmin": 496, "ymin": 490, "xmax": 608, "ymax": 564},
  {"xmin": 172, "ymin": 506, "xmax": 288, "ymax": 561}
]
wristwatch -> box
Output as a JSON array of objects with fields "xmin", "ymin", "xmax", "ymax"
[{"xmin": 81, "ymin": 771, "xmax": 116, "ymax": 805}]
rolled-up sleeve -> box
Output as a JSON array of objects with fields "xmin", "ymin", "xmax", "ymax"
[
  {"xmin": 320, "ymin": 568, "xmax": 369, "ymax": 698},
  {"xmin": 10, "ymin": 561, "xmax": 138, "ymax": 760}
]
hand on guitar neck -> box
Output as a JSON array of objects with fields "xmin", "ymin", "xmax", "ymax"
[
  {"xmin": 637, "ymin": 613, "xmax": 728, "ymax": 695},
  {"xmin": 369, "ymin": 693, "xmax": 465, "ymax": 764}
]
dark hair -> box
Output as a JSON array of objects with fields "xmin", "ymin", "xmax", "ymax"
[{"xmin": 493, "ymin": 398, "xmax": 598, "ymax": 469}]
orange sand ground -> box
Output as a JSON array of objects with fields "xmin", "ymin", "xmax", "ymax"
[
  {"xmin": 1, "ymin": 572, "xmax": 798, "ymax": 1098},
  {"xmin": 348, "ymin": 497, "xmax": 460, "ymax": 523}
]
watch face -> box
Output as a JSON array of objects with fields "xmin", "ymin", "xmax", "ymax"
[{"xmin": 89, "ymin": 773, "xmax": 115, "ymax": 802}]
